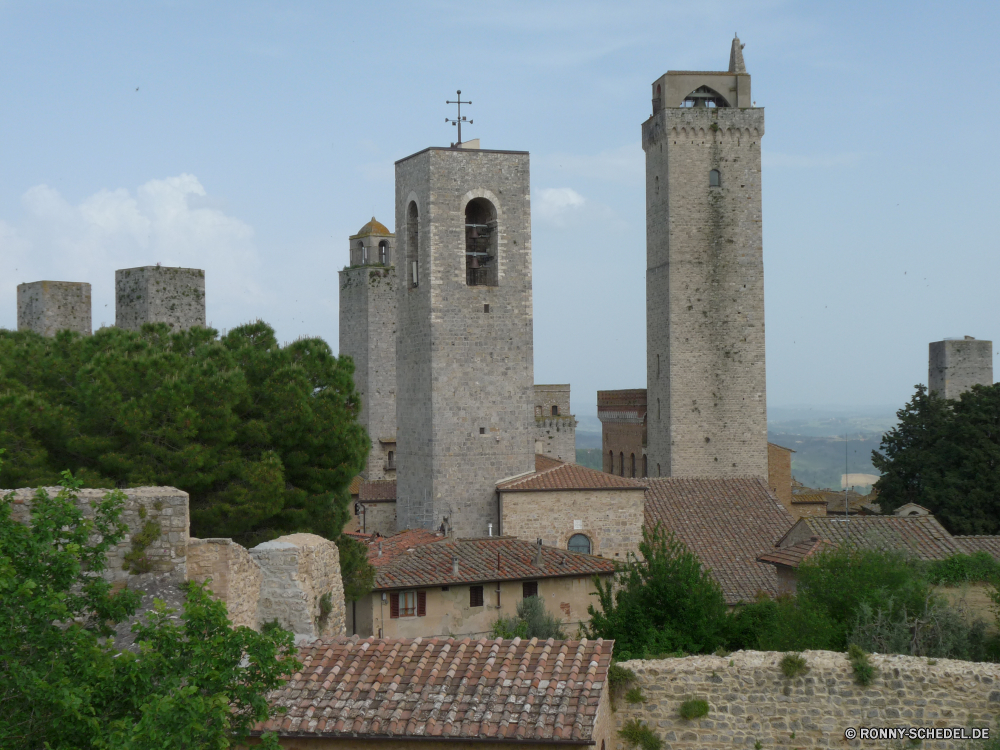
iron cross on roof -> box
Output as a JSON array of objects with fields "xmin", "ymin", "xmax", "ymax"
[{"xmin": 446, "ymin": 90, "xmax": 472, "ymax": 147}]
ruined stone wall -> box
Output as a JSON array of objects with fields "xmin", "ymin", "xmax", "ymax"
[
  {"xmin": 17, "ymin": 281, "xmax": 92, "ymax": 336},
  {"xmin": 187, "ymin": 538, "xmax": 263, "ymax": 629},
  {"xmin": 115, "ymin": 266, "xmax": 206, "ymax": 331},
  {"xmin": 7, "ymin": 486, "xmax": 189, "ymax": 583},
  {"xmin": 500, "ymin": 487, "xmax": 645, "ymax": 561},
  {"xmin": 533, "ymin": 416, "xmax": 576, "ymax": 463},
  {"xmin": 644, "ymin": 106, "xmax": 767, "ymax": 479},
  {"xmin": 615, "ymin": 650, "xmax": 1000, "ymax": 750},
  {"xmin": 929, "ymin": 338, "xmax": 993, "ymax": 400}
]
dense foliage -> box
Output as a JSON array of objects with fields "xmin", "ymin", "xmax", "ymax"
[
  {"xmin": 491, "ymin": 595, "xmax": 566, "ymax": 640},
  {"xmin": 0, "ymin": 470, "xmax": 299, "ymax": 749},
  {"xmin": 872, "ymin": 383, "xmax": 1000, "ymax": 534}
]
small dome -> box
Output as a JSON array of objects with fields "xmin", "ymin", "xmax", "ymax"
[{"xmin": 354, "ymin": 216, "xmax": 391, "ymax": 237}]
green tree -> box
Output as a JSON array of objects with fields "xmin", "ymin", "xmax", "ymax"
[
  {"xmin": 873, "ymin": 383, "xmax": 1000, "ymax": 534},
  {"xmin": 0, "ymin": 322, "xmax": 375, "ymax": 594},
  {"xmin": 0, "ymin": 469, "xmax": 299, "ymax": 749},
  {"xmin": 491, "ymin": 595, "xmax": 566, "ymax": 640},
  {"xmin": 586, "ymin": 525, "xmax": 729, "ymax": 659}
]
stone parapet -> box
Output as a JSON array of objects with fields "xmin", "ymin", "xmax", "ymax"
[{"xmin": 187, "ymin": 538, "xmax": 263, "ymax": 629}]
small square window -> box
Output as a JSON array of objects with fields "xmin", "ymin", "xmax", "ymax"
[
  {"xmin": 470, "ymin": 585, "xmax": 484, "ymax": 607},
  {"xmin": 480, "ymin": 427, "xmax": 486, "ymax": 435},
  {"xmin": 523, "ymin": 581, "xmax": 538, "ymax": 599},
  {"xmin": 484, "ymin": 304, "xmax": 490, "ymax": 313}
]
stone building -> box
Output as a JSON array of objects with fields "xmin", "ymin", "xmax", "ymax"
[
  {"xmin": 532, "ymin": 384, "xmax": 576, "ymax": 462},
  {"xmin": 597, "ymin": 388, "xmax": 647, "ymax": 477},
  {"xmin": 17, "ymin": 280, "xmax": 92, "ymax": 336},
  {"xmin": 644, "ymin": 36, "xmax": 768, "ymax": 479},
  {"xmin": 929, "ymin": 336, "xmax": 993, "ymax": 400},
  {"xmin": 115, "ymin": 265, "xmax": 206, "ymax": 331},
  {"xmin": 339, "ymin": 218, "xmax": 398, "ymax": 479},
  {"xmin": 394, "ymin": 144, "xmax": 535, "ymax": 538}
]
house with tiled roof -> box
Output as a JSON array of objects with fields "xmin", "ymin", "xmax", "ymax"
[
  {"xmin": 345, "ymin": 479, "xmax": 398, "ymax": 536},
  {"xmin": 498, "ymin": 456, "xmax": 645, "ymax": 561},
  {"xmin": 350, "ymin": 530, "xmax": 616, "ymax": 640},
  {"xmin": 643, "ymin": 476, "xmax": 795, "ymax": 604},
  {"xmin": 254, "ymin": 635, "xmax": 614, "ymax": 749}
]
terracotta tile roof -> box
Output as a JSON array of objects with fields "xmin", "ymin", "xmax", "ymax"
[
  {"xmin": 497, "ymin": 461, "xmax": 645, "ymax": 492},
  {"xmin": 767, "ymin": 442, "xmax": 795, "ymax": 453},
  {"xmin": 348, "ymin": 475, "xmax": 362, "ymax": 496},
  {"xmin": 954, "ymin": 536, "xmax": 1000, "ymax": 560},
  {"xmin": 757, "ymin": 536, "xmax": 828, "ymax": 568},
  {"xmin": 791, "ymin": 493, "xmax": 828, "ymax": 505},
  {"xmin": 643, "ymin": 477, "xmax": 795, "ymax": 604},
  {"xmin": 256, "ymin": 635, "xmax": 612, "ymax": 742},
  {"xmin": 779, "ymin": 515, "xmax": 964, "ymax": 560},
  {"xmin": 359, "ymin": 479, "xmax": 396, "ymax": 502},
  {"xmin": 535, "ymin": 453, "xmax": 564, "ymax": 472},
  {"xmin": 367, "ymin": 534, "xmax": 615, "ymax": 590}
]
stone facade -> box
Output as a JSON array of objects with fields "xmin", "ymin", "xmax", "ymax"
[
  {"xmin": 767, "ymin": 442, "xmax": 793, "ymax": 507},
  {"xmin": 500, "ymin": 487, "xmax": 645, "ymax": 561},
  {"xmin": 534, "ymin": 384, "xmax": 576, "ymax": 462},
  {"xmin": 187, "ymin": 537, "xmax": 263, "ymax": 629},
  {"xmin": 250, "ymin": 533, "xmax": 347, "ymax": 642},
  {"xmin": 17, "ymin": 280, "xmax": 92, "ymax": 336},
  {"xmin": 615, "ymin": 650, "xmax": 1000, "ymax": 750},
  {"xmin": 598, "ymin": 388, "xmax": 648, "ymax": 477},
  {"xmin": 339, "ymin": 219, "xmax": 398, "ymax": 480},
  {"xmin": 644, "ymin": 38, "xmax": 768, "ymax": 480},
  {"xmin": 115, "ymin": 266, "xmax": 206, "ymax": 331},
  {"xmin": 357, "ymin": 500, "xmax": 397, "ymax": 536},
  {"xmin": 394, "ymin": 146, "xmax": 535, "ymax": 538},
  {"xmin": 7, "ymin": 486, "xmax": 189, "ymax": 583},
  {"xmin": 929, "ymin": 337, "xmax": 993, "ymax": 400}
]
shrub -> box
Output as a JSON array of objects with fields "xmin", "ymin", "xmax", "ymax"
[
  {"xmin": 679, "ymin": 698, "xmax": 709, "ymax": 720},
  {"xmin": 928, "ymin": 551, "xmax": 1000, "ymax": 584},
  {"xmin": 849, "ymin": 598, "xmax": 991, "ymax": 661},
  {"xmin": 779, "ymin": 653, "xmax": 808, "ymax": 678},
  {"xmin": 618, "ymin": 719, "xmax": 662, "ymax": 750},
  {"xmin": 848, "ymin": 644, "xmax": 875, "ymax": 686},
  {"xmin": 490, "ymin": 595, "xmax": 564, "ymax": 640},
  {"xmin": 624, "ymin": 687, "xmax": 646, "ymax": 704}
]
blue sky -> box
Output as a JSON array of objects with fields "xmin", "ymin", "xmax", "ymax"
[{"xmin": 2, "ymin": 1, "xmax": 998, "ymax": 416}]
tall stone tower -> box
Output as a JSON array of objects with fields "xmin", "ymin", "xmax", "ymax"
[
  {"xmin": 17, "ymin": 281, "xmax": 92, "ymax": 336},
  {"xmin": 644, "ymin": 36, "xmax": 768, "ymax": 479},
  {"xmin": 116, "ymin": 266, "xmax": 206, "ymax": 331},
  {"xmin": 339, "ymin": 218, "xmax": 398, "ymax": 480},
  {"xmin": 395, "ymin": 145, "xmax": 535, "ymax": 537},
  {"xmin": 929, "ymin": 336, "xmax": 993, "ymax": 400}
]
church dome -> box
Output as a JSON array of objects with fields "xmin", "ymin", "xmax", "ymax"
[{"xmin": 354, "ymin": 217, "xmax": 391, "ymax": 237}]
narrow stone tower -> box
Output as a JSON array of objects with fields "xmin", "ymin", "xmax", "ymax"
[
  {"xmin": 116, "ymin": 266, "xmax": 205, "ymax": 331},
  {"xmin": 395, "ymin": 145, "xmax": 535, "ymax": 537},
  {"xmin": 644, "ymin": 36, "xmax": 768, "ymax": 479},
  {"xmin": 929, "ymin": 336, "xmax": 993, "ymax": 400},
  {"xmin": 339, "ymin": 218, "xmax": 398, "ymax": 480}
]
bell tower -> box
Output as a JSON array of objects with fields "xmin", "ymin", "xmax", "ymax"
[
  {"xmin": 394, "ymin": 143, "xmax": 535, "ymax": 537},
  {"xmin": 644, "ymin": 36, "xmax": 768, "ymax": 479}
]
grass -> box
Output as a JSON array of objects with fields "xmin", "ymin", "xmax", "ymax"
[
  {"xmin": 618, "ymin": 719, "xmax": 662, "ymax": 750},
  {"xmin": 848, "ymin": 644, "xmax": 875, "ymax": 687},
  {"xmin": 624, "ymin": 687, "xmax": 646, "ymax": 704},
  {"xmin": 779, "ymin": 653, "xmax": 809, "ymax": 679},
  {"xmin": 679, "ymin": 699, "xmax": 709, "ymax": 720}
]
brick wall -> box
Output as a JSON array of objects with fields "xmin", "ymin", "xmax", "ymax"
[{"xmin": 767, "ymin": 442, "xmax": 792, "ymax": 507}]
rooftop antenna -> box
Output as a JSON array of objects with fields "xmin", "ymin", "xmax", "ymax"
[
  {"xmin": 845, "ymin": 431, "xmax": 850, "ymax": 546},
  {"xmin": 446, "ymin": 90, "xmax": 472, "ymax": 147}
]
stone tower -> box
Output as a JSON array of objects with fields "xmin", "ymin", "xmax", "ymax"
[
  {"xmin": 395, "ymin": 145, "xmax": 535, "ymax": 537},
  {"xmin": 644, "ymin": 36, "xmax": 768, "ymax": 479},
  {"xmin": 929, "ymin": 336, "xmax": 993, "ymax": 400},
  {"xmin": 116, "ymin": 266, "xmax": 206, "ymax": 331},
  {"xmin": 17, "ymin": 281, "xmax": 92, "ymax": 336},
  {"xmin": 339, "ymin": 218, "xmax": 398, "ymax": 480}
]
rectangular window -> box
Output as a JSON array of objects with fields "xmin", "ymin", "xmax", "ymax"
[
  {"xmin": 417, "ymin": 590, "xmax": 426, "ymax": 617},
  {"xmin": 389, "ymin": 592, "xmax": 399, "ymax": 619},
  {"xmin": 470, "ymin": 585, "xmax": 484, "ymax": 607},
  {"xmin": 399, "ymin": 590, "xmax": 416, "ymax": 617},
  {"xmin": 522, "ymin": 581, "xmax": 538, "ymax": 599}
]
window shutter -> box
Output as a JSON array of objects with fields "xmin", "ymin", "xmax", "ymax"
[
  {"xmin": 470, "ymin": 585, "xmax": 484, "ymax": 608},
  {"xmin": 389, "ymin": 592, "xmax": 399, "ymax": 619},
  {"xmin": 417, "ymin": 590, "xmax": 426, "ymax": 617},
  {"xmin": 523, "ymin": 581, "xmax": 538, "ymax": 599}
]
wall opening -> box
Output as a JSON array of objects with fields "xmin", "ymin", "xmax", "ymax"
[
  {"xmin": 551, "ymin": 405, "xmax": 559, "ymax": 416},
  {"xmin": 630, "ymin": 453, "xmax": 636, "ymax": 478},
  {"xmin": 642, "ymin": 455, "xmax": 648, "ymax": 478},
  {"xmin": 709, "ymin": 169, "xmax": 721, "ymax": 187},
  {"xmin": 407, "ymin": 202, "xmax": 419, "ymax": 287},
  {"xmin": 465, "ymin": 198, "xmax": 498, "ymax": 286},
  {"xmin": 619, "ymin": 452, "xmax": 624, "ymax": 477},
  {"xmin": 681, "ymin": 85, "xmax": 730, "ymax": 108},
  {"xmin": 608, "ymin": 450, "xmax": 614, "ymax": 474},
  {"xmin": 568, "ymin": 534, "xmax": 591, "ymax": 554},
  {"xmin": 378, "ymin": 240, "xmax": 388, "ymax": 265}
]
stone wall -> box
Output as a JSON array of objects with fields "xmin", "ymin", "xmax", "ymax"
[
  {"xmin": 500, "ymin": 487, "xmax": 645, "ymax": 561},
  {"xmin": 358, "ymin": 500, "xmax": 397, "ymax": 536},
  {"xmin": 533, "ymin": 416, "xmax": 577, "ymax": 463},
  {"xmin": 614, "ymin": 650, "xmax": 1000, "ymax": 750},
  {"xmin": 929, "ymin": 338, "xmax": 993, "ymax": 400},
  {"xmin": 598, "ymin": 388, "xmax": 647, "ymax": 477},
  {"xmin": 115, "ymin": 266, "xmax": 206, "ymax": 331},
  {"xmin": 767, "ymin": 442, "xmax": 793, "ymax": 508},
  {"xmin": 17, "ymin": 280, "xmax": 92, "ymax": 336},
  {"xmin": 7, "ymin": 486, "xmax": 189, "ymax": 583},
  {"xmin": 187, "ymin": 538, "xmax": 263, "ymax": 629},
  {"xmin": 250, "ymin": 533, "xmax": 346, "ymax": 642}
]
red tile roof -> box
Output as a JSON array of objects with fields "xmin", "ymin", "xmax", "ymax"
[
  {"xmin": 956, "ymin": 536, "xmax": 1000, "ymax": 560},
  {"xmin": 348, "ymin": 475, "xmax": 362, "ymax": 496},
  {"xmin": 497, "ymin": 461, "xmax": 645, "ymax": 492},
  {"xmin": 643, "ymin": 477, "xmax": 795, "ymax": 604},
  {"xmin": 757, "ymin": 536, "xmax": 828, "ymax": 568},
  {"xmin": 359, "ymin": 479, "xmax": 396, "ymax": 502},
  {"xmin": 535, "ymin": 453, "xmax": 564, "ymax": 472},
  {"xmin": 367, "ymin": 534, "xmax": 615, "ymax": 590},
  {"xmin": 256, "ymin": 635, "xmax": 612, "ymax": 743},
  {"xmin": 777, "ymin": 515, "xmax": 964, "ymax": 560}
]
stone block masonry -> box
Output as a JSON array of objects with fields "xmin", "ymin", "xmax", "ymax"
[
  {"xmin": 187, "ymin": 538, "xmax": 263, "ymax": 629},
  {"xmin": 615, "ymin": 650, "xmax": 1000, "ymax": 750},
  {"xmin": 115, "ymin": 266, "xmax": 206, "ymax": 331},
  {"xmin": 929, "ymin": 337, "xmax": 993, "ymax": 400},
  {"xmin": 17, "ymin": 281, "xmax": 92, "ymax": 336}
]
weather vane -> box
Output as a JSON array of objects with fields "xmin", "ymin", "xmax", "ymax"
[{"xmin": 446, "ymin": 90, "xmax": 472, "ymax": 147}]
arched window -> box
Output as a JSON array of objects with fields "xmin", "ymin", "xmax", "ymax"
[
  {"xmin": 709, "ymin": 169, "xmax": 721, "ymax": 187},
  {"xmin": 407, "ymin": 202, "xmax": 419, "ymax": 288},
  {"xmin": 568, "ymin": 534, "xmax": 591, "ymax": 554},
  {"xmin": 608, "ymin": 450, "xmax": 614, "ymax": 474},
  {"xmin": 619, "ymin": 452, "xmax": 624, "ymax": 477},
  {"xmin": 630, "ymin": 453, "xmax": 636, "ymax": 478},
  {"xmin": 378, "ymin": 240, "xmax": 388, "ymax": 265},
  {"xmin": 465, "ymin": 198, "xmax": 498, "ymax": 286},
  {"xmin": 657, "ymin": 463, "xmax": 661, "ymax": 477},
  {"xmin": 681, "ymin": 85, "xmax": 730, "ymax": 108},
  {"xmin": 642, "ymin": 455, "xmax": 647, "ymax": 478}
]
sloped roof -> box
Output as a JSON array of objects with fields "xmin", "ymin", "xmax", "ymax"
[
  {"xmin": 757, "ymin": 536, "xmax": 828, "ymax": 568},
  {"xmin": 368, "ymin": 534, "xmax": 615, "ymax": 590},
  {"xmin": 359, "ymin": 479, "xmax": 396, "ymax": 502},
  {"xmin": 497, "ymin": 461, "xmax": 645, "ymax": 492},
  {"xmin": 256, "ymin": 635, "xmax": 612, "ymax": 743},
  {"xmin": 350, "ymin": 216, "xmax": 392, "ymax": 238},
  {"xmin": 534, "ymin": 453, "xmax": 564, "ymax": 472},
  {"xmin": 643, "ymin": 477, "xmax": 795, "ymax": 604},
  {"xmin": 954, "ymin": 536, "xmax": 1000, "ymax": 560},
  {"xmin": 779, "ymin": 515, "xmax": 964, "ymax": 560},
  {"xmin": 348, "ymin": 475, "xmax": 362, "ymax": 496}
]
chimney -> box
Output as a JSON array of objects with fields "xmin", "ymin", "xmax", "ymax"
[
  {"xmin": 378, "ymin": 540, "xmax": 383, "ymax": 557},
  {"xmin": 488, "ymin": 522, "xmax": 493, "ymax": 537},
  {"xmin": 452, "ymin": 555, "xmax": 459, "ymax": 577},
  {"xmin": 533, "ymin": 538, "xmax": 543, "ymax": 567}
]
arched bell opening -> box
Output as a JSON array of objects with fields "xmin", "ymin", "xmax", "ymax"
[
  {"xmin": 465, "ymin": 198, "xmax": 498, "ymax": 287},
  {"xmin": 681, "ymin": 85, "xmax": 730, "ymax": 108}
]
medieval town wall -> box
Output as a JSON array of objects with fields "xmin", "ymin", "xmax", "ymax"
[
  {"xmin": 187, "ymin": 537, "xmax": 263, "ymax": 629},
  {"xmin": 614, "ymin": 650, "xmax": 1000, "ymax": 750}
]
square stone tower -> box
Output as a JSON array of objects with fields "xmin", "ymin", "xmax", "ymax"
[
  {"xmin": 395, "ymin": 145, "xmax": 535, "ymax": 537},
  {"xmin": 533, "ymin": 384, "xmax": 577, "ymax": 463},
  {"xmin": 644, "ymin": 36, "xmax": 768, "ymax": 479},
  {"xmin": 339, "ymin": 218, "xmax": 397, "ymax": 480},
  {"xmin": 17, "ymin": 281, "xmax": 92, "ymax": 336},
  {"xmin": 929, "ymin": 336, "xmax": 993, "ymax": 400},
  {"xmin": 116, "ymin": 266, "xmax": 205, "ymax": 331}
]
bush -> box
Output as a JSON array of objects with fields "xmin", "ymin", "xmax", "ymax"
[
  {"xmin": 679, "ymin": 698, "xmax": 709, "ymax": 720},
  {"xmin": 848, "ymin": 644, "xmax": 875, "ymax": 686},
  {"xmin": 848, "ymin": 598, "xmax": 991, "ymax": 661},
  {"xmin": 779, "ymin": 653, "xmax": 808, "ymax": 678},
  {"xmin": 624, "ymin": 687, "xmax": 646, "ymax": 704},
  {"xmin": 928, "ymin": 551, "xmax": 1000, "ymax": 584},
  {"xmin": 725, "ymin": 595, "xmax": 778, "ymax": 650},
  {"xmin": 618, "ymin": 719, "xmax": 662, "ymax": 750},
  {"xmin": 490, "ymin": 596, "xmax": 564, "ymax": 640}
]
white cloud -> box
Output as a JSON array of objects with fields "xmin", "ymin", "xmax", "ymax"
[
  {"xmin": 0, "ymin": 174, "xmax": 264, "ymax": 331},
  {"xmin": 534, "ymin": 187, "xmax": 586, "ymax": 225}
]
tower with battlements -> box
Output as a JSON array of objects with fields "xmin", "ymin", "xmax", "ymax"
[
  {"xmin": 644, "ymin": 36, "xmax": 768, "ymax": 479},
  {"xmin": 394, "ymin": 144, "xmax": 535, "ymax": 538}
]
